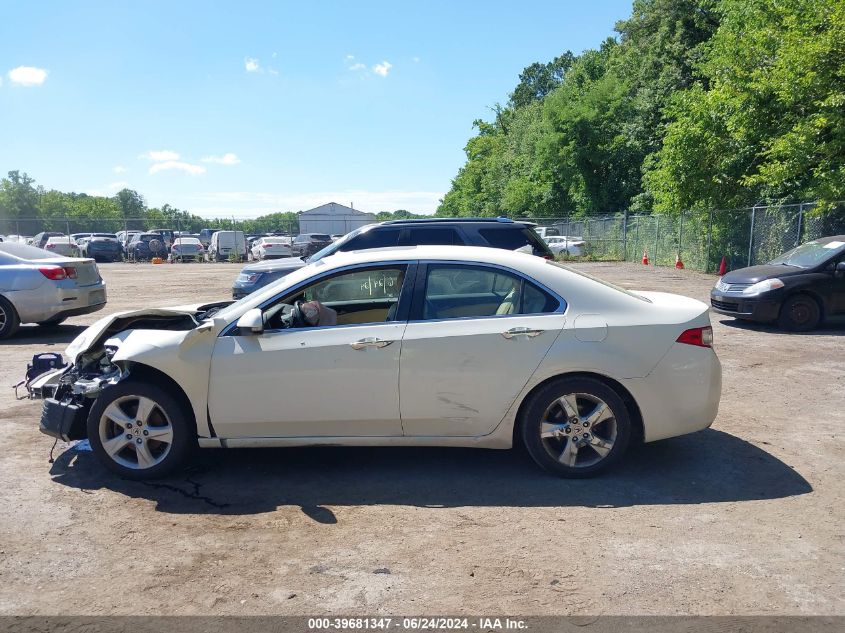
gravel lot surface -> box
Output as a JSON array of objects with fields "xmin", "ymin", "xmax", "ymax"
[{"xmin": 0, "ymin": 261, "xmax": 842, "ymax": 615}]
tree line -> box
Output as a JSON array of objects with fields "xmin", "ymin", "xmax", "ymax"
[
  {"xmin": 0, "ymin": 170, "xmax": 427, "ymax": 236},
  {"xmin": 437, "ymin": 0, "xmax": 845, "ymax": 219}
]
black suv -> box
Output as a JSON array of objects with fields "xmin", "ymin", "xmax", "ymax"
[{"xmin": 232, "ymin": 218, "xmax": 554, "ymax": 298}]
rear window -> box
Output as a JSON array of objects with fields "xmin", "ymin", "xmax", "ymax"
[
  {"xmin": 479, "ymin": 227, "xmax": 553, "ymax": 256},
  {"xmin": 309, "ymin": 234, "xmax": 331, "ymax": 241},
  {"xmin": 93, "ymin": 233, "xmax": 117, "ymax": 238},
  {"xmin": 547, "ymin": 260, "xmax": 651, "ymax": 302},
  {"xmin": 0, "ymin": 242, "xmax": 62, "ymax": 260},
  {"xmin": 403, "ymin": 227, "xmax": 466, "ymax": 246}
]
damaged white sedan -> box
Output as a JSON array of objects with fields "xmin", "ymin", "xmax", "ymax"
[{"xmin": 35, "ymin": 245, "xmax": 721, "ymax": 479}]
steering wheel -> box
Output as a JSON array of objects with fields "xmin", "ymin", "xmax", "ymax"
[{"xmin": 289, "ymin": 301, "xmax": 306, "ymax": 328}]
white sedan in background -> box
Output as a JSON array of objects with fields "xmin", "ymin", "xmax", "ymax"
[
  {"xmin": 251, "ymin": 237, "xmax": 293, "ymax": 260},
  {"xmin": 43, "ymin": 236, "xmax": 79, "ymax": 257},
  {"xmin": 38, "ymin": 245, "xmax": 721, "ymax": 479},
  {"xmin": 546, "ymin": 236, "xmax": 585, "ymax": 257}
]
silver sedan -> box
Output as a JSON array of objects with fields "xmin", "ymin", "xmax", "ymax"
[{"xmin": 0, "ymin": 242, "xmax": 107, "ymax": 339}]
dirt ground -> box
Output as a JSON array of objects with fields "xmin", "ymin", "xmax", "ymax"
[{"xmin": 0, "ymin": 261, "xmax": 842, "ymax": 616}]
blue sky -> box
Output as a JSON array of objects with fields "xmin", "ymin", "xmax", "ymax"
[{"xmin": 0, "ymin": 1, "xmax": 631, "ymax": 218}]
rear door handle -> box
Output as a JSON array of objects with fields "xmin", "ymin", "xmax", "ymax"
[
  {"xmin": 351, "ymin": 337, "xmax": 394, "ymax": 350},
  {"xmin": 502, "ymin": 327, "xmax": 545, "ymax": 339}
]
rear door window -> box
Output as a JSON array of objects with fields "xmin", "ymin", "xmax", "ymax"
[{"xmin": 419, "ymin": 264, "xmax": 559, "ymax": 320}]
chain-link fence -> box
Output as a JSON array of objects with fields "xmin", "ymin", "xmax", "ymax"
[
  {"xmin": 3, "ymin": 202, "xmax": 844, "ymax": 272},
  {"xmin": 523, "ymin": 202, "xmax": 845, "ymax": 272}
]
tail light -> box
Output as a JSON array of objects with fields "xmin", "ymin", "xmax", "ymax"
[
  {"xmin": 45, "ymin": 244, "xmax": 55, "ymax": 249},
  {"xmin": 542, "ymin": 254, "xmax": 554, "ymax": 260},
  {"xmin": 677, "ymin": 326, "xmax": 713, "ymax": 348},
  {"xmin": 63, "ymin": 266, "xmax": 77, "ymax": 279},
  {"xmin": 38, "ymin": 266, "xmax": 67, "ymax": 281}
]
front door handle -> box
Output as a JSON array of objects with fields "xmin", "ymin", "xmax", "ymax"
[
  {"xmin": 350, "ymin": 337, "xmax": 394, "ymax": 350},
  {"xmin": 502, "ymin": 327, "xmax": 545, "ymax": 339}
]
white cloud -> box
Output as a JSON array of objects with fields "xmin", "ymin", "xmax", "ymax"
[
  {"xmin": 113, "ymin": 165, "xmax": 127, "ymax": 174},
  {"xmin": 245, "ymin": 57, "xmax": 260, "ymax": 73},
  {"xmin": 349, "ymin": 62, "xmax": 366, "ymax": 71},
  {"xmin": 189, "ymin": 189, "xmax": 442, "ymax": 217},
  {"xmin": 412, "ymin": 56, "xmax": 420, "ymax": 63},
  {"xmin": 268, "ymin": 68, "xmax": 279, "ymax": 75},
  {"xmin": 140, "ymin": 150, "xmax": 180, "ymax": 161},
  {"xmin": 201, "ymin": 152, "xmax": 241, "ymax": 165},
  {"xmin": 8, "ymin": 66, "xmax": 48, "ymax": 86},
  {"xmin": 372, "ymin": 61, "xmax": 392, "ymax": 77},
  {"xmin": 149, "ymin": 161, "xmax": 206, "ymax": 176},
  {"xmin": 272, "ymin": 52, "xmax": 278, "ymax": 58}
]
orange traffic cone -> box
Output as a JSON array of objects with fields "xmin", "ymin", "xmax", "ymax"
[
  {"xmin": 718, "ymin": 256, "xmax": 727, "ymax": 276},
  {"xmin": 675, "ymin": 253, "xmax": 684, "ymax": 270},
  {"xmin": 642, "ymin": 249, "xmax": 649, "ymax": 265}
]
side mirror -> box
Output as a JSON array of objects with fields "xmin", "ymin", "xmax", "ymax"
[
  {"xmin": 235, "ymin": 308, "xmax": 264, "ymax": 334},
  {"xmin": 836, "ymin": 262, "xmax": 845, "ymax": 276}
]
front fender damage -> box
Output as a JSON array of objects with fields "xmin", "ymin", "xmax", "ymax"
[{"xmin": 34, "ymin": 304, "xmax": 227, "ymax": 442}]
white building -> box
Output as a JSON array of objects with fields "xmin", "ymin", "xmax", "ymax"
[{"xmin": 298, "ymin": 202, "xmax": 376, "ymax": 235}]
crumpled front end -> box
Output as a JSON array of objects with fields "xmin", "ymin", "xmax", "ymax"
[{"xmin": 30, "ymin": 301, "xmax": 230, "ymax": 442}]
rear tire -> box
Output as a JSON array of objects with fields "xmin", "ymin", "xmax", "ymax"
[
  {"xmin": 520, "ymin": 376, "xmax": 631, "ymax": 478},
  {"xmin": 777, "ymin": 294, "xmax": 821, "ymax": 332},
  {"xmin": 87, "ymin": 381, "xmax": 195, "ymax": 480},
  {"xmin": 0, "ymin": 296, "xmax": 21, "ymax": 339}
]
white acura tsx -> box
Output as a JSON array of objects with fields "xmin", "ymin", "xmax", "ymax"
[{"xmin": 37, "ymin": 245, "xmax": 721, "ymax": 479}]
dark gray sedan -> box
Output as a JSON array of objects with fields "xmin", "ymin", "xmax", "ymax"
[{"xmin": 0, "ymin": 242, "xmax": 107, "ymax": 338}]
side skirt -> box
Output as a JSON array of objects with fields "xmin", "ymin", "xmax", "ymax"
[{"xmin": 197, "ymin": 435, "xmax": 512, "ymax": 449}]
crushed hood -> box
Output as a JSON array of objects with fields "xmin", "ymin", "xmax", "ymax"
[{"xmin": 65, "ymin": 301, "xmax": 229, "ymax": 362}]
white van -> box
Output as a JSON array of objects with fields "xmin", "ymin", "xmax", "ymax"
[{"xmin": 208, "ymin": 230, "xmax": 247, "ymax": 262}]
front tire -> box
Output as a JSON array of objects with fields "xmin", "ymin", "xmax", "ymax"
[
  {"xmin": 777, "ymin": 294, "xmax": 821, "ymax": 332},
  {"xmin": 520, "ymin": 377, "xmax": 631, "ymax": 478},
  {"xmin": 87, "ymin": 381, "xmax": 194, "ymax": 480},
  {"xmin": 0, "ymin": 296, "xmax": 21, "ymax": 339}
]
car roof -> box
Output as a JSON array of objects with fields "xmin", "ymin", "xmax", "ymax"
[
  {"xmin": 308, "ymin": 244, "xmax": 544, "ymax": 273},
  {"xmin": 379, "ymin": 217, "xmax": 536, "ymax": 227}
]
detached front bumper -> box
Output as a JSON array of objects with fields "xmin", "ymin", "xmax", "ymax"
[
  {"xmin": 710, "ymin": 292, "xmax": 781, "ymax": 322},
  {"xmin": 39, "ymin": 397, "xmax": 89, "ymax": 441}
]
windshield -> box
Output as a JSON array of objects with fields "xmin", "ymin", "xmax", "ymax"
[
  {"xmin": 769, "ymin": 240, "xmax": 845, "ymax": 268},
  {"xmin": 305, "ymin": 225, "xmax": 371, "ymax": 262}
]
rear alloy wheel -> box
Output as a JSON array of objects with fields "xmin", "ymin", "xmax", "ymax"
[
  {"xmin": 778, "ymin": 294, "xmax": 821, "ymax": 332},
  {"xmin": 0, "ymin": 296, "xmax": 21, "ymax": 339},
  {"xmin": 88, "ymin": 381, "xmax": 194, "ymax": 479},
  {"xmin": 521, "ymin": 377, "xmax": 631, "ymax": 477}
]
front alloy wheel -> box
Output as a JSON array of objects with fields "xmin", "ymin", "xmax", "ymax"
[
  {"xmin": 521, "ymin": 377, "xmax": 631, "ymax": 477},
  {"xmin": 88, "ymin": 381, "xmax": 193, "ymax": 479}
]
